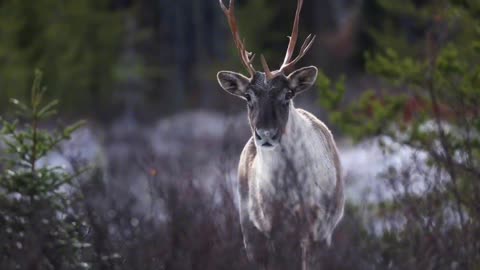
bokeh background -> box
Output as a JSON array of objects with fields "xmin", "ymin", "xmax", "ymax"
[
  {"xmin": 0, "ymin": 0, "xmax": 379, "ymax": 118},
  {"xmin": 1, "ymin": 0, "xmax": 479, "ymax": 269}
]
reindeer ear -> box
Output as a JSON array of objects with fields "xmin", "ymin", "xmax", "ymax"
[
  {"xmin": 287, "ymin": 66, "xmax": 318, "ymax": 94},
  {"xmin": 217, "ymin": 71, "xmax": 250, "ymax": 97}
]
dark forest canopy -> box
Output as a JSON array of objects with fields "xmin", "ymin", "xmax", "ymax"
[{"xmin": 0, "ymin": 0, "xmax": 449, "ymax": 119}]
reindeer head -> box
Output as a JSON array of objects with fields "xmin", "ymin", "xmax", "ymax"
[{"xmin": 217, "ymin": 0, "xmax": 318, "ymax": 149}]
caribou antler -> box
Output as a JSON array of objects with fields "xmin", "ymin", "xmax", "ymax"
[
  {"xmin": 219, "ymin": 0, "xmax": 256, "ymax": 78},
  {"xmin": 261, "ymin": 0, "xmax": 316, "ymax": 79},
  {"xmin": 219, "ymin": 0, "xmax": 314, "ymax": 80}
]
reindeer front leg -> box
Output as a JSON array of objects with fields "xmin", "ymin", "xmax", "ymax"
[
  {"xmin": 237, "ymin": 171, "xmax": 271, "ymax": 268},
  {"xmin": 239, "ymin": 197, "xmax": 271, "ymax": 268},
  {"xmin": 301, "ymin": 238, "xmax": 310, "ymax": 270}
]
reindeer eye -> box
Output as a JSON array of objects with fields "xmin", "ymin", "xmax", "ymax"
[
  {"xmin": 244, "ymin": 93, "xmax": 252, "ymax": 102},
  {"xmin": 285, "ymin": 91, "xmax": 294, "ymax": 101}
]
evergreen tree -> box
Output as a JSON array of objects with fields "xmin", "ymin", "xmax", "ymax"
[
  {"xmin": 319, "ymin": 0, "xmax": 480, "ymax": 268},
  {"xmin": 0, "ymin": 70, "xmax": 89, "ymax": 269},
  {"xmin": 0, "ymin": 0, "xmax": 125, "ymax": 115}
]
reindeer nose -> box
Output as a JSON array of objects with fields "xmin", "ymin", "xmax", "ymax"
[{"xmin": 255, "ymin": 128, "xmax": 279, "ymax": 141}]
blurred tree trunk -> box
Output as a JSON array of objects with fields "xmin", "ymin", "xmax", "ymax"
[{"xmin": 172, "ymin": 0, "xmax": 192, "ymax": 109}]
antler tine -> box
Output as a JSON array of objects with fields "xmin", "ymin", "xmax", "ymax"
[
  {"xmin": 282, "ymin": 0, "xmax": 303, "ymax": 66},
  {"xmin": 241, "ymin": 38, "xmax": 256, "ymax": 68},
  {"xmin": 279, "ymin": 0, "xmax": 316, "ymax": 74},
  {"xmin": 261, "ymin": 0, "xmax": 315, "ymax": 78},
  {"xmin": 260, "ymin": 55, "xmax": 274, "ymax": 79},
  {"xmin": 280, "ymin": 34, "xmax": 316, "ymax": 73},
  {"xmin": 219, "ymin": 0, "xmax": 256, "ymax": 77},
  {"xmin": 219, "ymin": 0, "xmax": 228, "ymax": 13}
]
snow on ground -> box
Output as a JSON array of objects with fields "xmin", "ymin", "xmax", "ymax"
[
  {"xmin": 37, "ymin": 127, "xmax": 104, "ymax": 173},
  {"xmin": 339, "ymin": 137, "xmax": 429, "ymax": 204},
  {"xmin": 6, "ymin": 110, "xmax": 436, "ymax": 217}
]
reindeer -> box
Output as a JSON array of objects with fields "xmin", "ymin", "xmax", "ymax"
[{"xmin": 217, "ymin": 0, "xmax": 344, "ymax": 269}]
